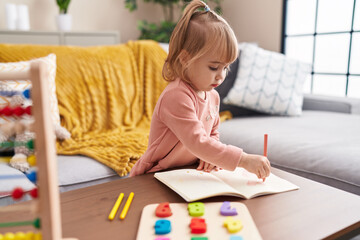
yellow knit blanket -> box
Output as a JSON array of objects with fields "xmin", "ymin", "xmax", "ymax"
[{"xmin": 0, "ymin": 40, "xmax": 168, "ymax": 176}]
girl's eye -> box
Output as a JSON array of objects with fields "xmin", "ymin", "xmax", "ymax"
[{"xmin": 209, "ymin": 66, "xmax": 218, "ymax": 71}]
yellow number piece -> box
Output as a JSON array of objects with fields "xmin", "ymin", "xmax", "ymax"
[{"xmin": 223, "ymin": 216, "xmax": 243, "ymax": 233}]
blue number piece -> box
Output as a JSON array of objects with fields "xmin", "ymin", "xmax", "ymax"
[
  {"xmin": 154, "ymin": 219, "xmax": 171, "ymax": 235},
  {"xmin": 229, "ymin": 236, "xmax": 243, "ymax": 240}
]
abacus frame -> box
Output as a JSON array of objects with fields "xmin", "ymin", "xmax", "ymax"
[{"xmin": 0, "ymin": 62, "xmax": 77, "ymax": 240}]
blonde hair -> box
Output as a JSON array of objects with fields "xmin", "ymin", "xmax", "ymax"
[{"xmin": 163, "ymin": 0, "xmax": 238, "ymax": 83}]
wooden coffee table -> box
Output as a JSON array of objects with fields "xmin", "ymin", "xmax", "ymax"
[{"xmin": 0, "ymin": 168, "xmax": 359, "ymax": 239}]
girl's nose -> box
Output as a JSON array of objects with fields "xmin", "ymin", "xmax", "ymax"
[{"xmin": 216, "ymin": 71, "xmax": 225, "ymax": 80}]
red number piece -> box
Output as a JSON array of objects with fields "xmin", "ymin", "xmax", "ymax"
[
  {"xmin": 155, "ymin": 202, "xmax": 173, "ymax": 218},
  {"xmin": 190, "ymin": 218, "xmax": 207, "ymax": 234}
]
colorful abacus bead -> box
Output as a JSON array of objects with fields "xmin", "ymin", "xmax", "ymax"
[
  {"xmin": 1, "ymin": 106, "xmax": 12, "ymax": 116},
  {"xmin": 0, "ymin": 89, "xmax": 30, "ymax": 99},
  {"xmin": 12, "ymin": 107, "xmax": 24, "ymax": 116},
  {"xmin": 24, "ymin": 106, "xmax": 31, "ymax": 115},
  {"xmin": 29, "ymin": 188, "xmax": 38, "ymax": 198},
  {"xmin": 23, "ymin": 89, "xmax": 31, "ymax": 99},
  {"xmin": 33, "ymin": 232, "xmax": 42, "ymax": 240},
  {"xmin": 14, "ymin": 232, "xmax": 26, "ymax": 240},
  {"xmin": 25, "ymin": 170, "xmax": 37, "ymax": 183},
  {"xmin": 26, "ymin": 140, "xmax": 34, "ymax": 150},
  {"xmin": 12, "ymin": 187, "xmax": 24, "ymax": 200},
  {"xmin": 25, "ymin": 232, "xmax": 34, "ymax": 240},
  {"xmin": 33, "ymin": 218, "xmax": 41, "ymax": 229},
  {"xmin": 27, "ymin": 156, "xmax": 36, "ymax": 167},
  {"xmin": 0, "ymin": 141, "xmax": 14, "ymax": 148},
  {"xmin": 0, "ymin": 231, "xmax": 41, "ymax": 240},
  {"xmin": 4, "ymin": 232, "xmax": 15, "ymax": 240},
  {"xmin": 0, "ymin": 106, "xmax": 32, "ymax": 116}
]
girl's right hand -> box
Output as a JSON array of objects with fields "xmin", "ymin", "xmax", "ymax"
[{"xmin": 238, "ymin": 152, "xmax": 271, "ymax": 179}]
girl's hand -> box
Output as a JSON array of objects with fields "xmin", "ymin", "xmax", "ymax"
[
  {"xmin": 197, "ymin": 160, "xmax": 221, "ymax": 172},
  {"xmin": 238, "ymin": 152, "xmax": 271, "ymax": 179}
]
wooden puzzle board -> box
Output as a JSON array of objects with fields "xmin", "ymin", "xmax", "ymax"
[{"xmin": 136, "ymin": 202, "xmax": 262, "ymax": 240}]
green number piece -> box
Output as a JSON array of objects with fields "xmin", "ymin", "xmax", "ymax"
[{"xmin": 188, "ymin": 202, "xmax": 205, "ymax": 217}]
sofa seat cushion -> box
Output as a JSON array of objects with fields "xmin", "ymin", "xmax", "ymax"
[
  {"xmin": 57, "ymin": 155, "xmax": 124, "ymax": 192},
  {"xmin": 219, "ymin": 111, "xmax": 360, "ymax": 195}
]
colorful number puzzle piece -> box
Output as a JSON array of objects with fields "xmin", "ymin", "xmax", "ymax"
[
  {"xmin": 188, "ymin": 202, "xmax": 205, "ymax": 217},
  {"xmin": 154, "ymin": 238, "xmax": 170, "ymax": 240},
  {"xmin": 191, "ymin": 237, "xmax": 208, "ymax": 240},
  {"xmin": 220, "ymin": 201, "xmax": 238, "ymax": 216},
  {"xmin": 154, "ymin": 219, "xmax": 171, "ymax": 235},
  {"xmin": 223, "ymin": 217, "xmax": 243, "ymax": 233},
  {"xmin": 190, "ymin": 218, "xmax": 207, "ymax": 234},
  {"xmin": 155, "ymin": 202, "xmax": 172, "ymax": 218},
  {"xmin": 230, "ymin": 236, "xmax": 243, "ymax": 240}
]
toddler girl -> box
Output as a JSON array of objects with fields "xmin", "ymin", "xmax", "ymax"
[{"xmin": 130, "ymin": 0, "xmax": 270, "ymax": 179}]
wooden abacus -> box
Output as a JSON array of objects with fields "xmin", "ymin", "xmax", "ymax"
[{"xmin": 0, "ymin": 62, "xmax": 77, "ymax": 240}]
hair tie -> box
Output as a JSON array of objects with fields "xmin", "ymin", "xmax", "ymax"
[{"xmin": 204, "ymin": 4, "xmax": 210, "ymax": 12}]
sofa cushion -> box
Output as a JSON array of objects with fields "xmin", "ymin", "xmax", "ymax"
[
  {"xmin": 57, "ymin": 155, "xmax": 123, "ymax": 190},
  {"xmin": 219, "ymin": 111, "xmax": 360, "ymax": 195},
  {"xmin": 216, "ymin": 56, "xmax": 265, "ymax": 117},
  {"xmin": 224, "ymin": 43, "xmax": 312, "ymax": 116}
]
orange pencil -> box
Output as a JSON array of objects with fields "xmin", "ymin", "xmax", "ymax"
[
  {"xmin": 263, "ymin": 134, "xmax": 268, "ymax": 182},
  {"xmin": 264, "ymin": 134, "xmax": 268, "ymax": 157}
]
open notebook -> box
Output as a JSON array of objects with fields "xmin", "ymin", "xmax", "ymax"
[{"xmin": 154, "ymin": 168, "xmax": 299, "ymax": 202}]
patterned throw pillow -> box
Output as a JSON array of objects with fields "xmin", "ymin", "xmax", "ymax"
[
  {"xmin": 0, "ymin": 54, "xmax": 60, "ymax": 125},
  {"xmin": 224, "ymin": 43, "xmax": 312, "ymax": 116}
]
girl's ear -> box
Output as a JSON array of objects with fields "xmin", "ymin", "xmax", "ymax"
[{"xmin": 179, "ymin": 49, "xmax": 190, "ymax": 66}]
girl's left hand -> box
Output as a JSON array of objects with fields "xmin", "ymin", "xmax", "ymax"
[{"xmin": 196, "ymin": 160, "xmax": 222, "ymax": 172}]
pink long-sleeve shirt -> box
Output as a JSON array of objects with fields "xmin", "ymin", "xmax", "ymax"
[{"xmin": 130, "ymin": 78, "xmax": 243, "ymax": 176}]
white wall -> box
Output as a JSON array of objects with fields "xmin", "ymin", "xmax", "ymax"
[
  {"xmin": 223, "ymin": 0, "xmax": 283, "ymax": 52},
  {"xmin": 0, "ymin": 0, "xmax": 283, "ymax": 52}
]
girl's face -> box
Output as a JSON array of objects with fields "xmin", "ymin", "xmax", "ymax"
[{"xmin": 186, "ymin": 50, "xmax": 230, "ymax": 93}]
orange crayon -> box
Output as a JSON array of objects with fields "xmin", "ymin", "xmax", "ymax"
[{"xmin": 263, "ymin": 134, "xmax": 268, "ymax": 182}]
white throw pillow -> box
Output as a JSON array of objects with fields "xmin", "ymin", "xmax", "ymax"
[{"xmin": 224, "ymin": 43, "xmax": 311, "ymax": 116}]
